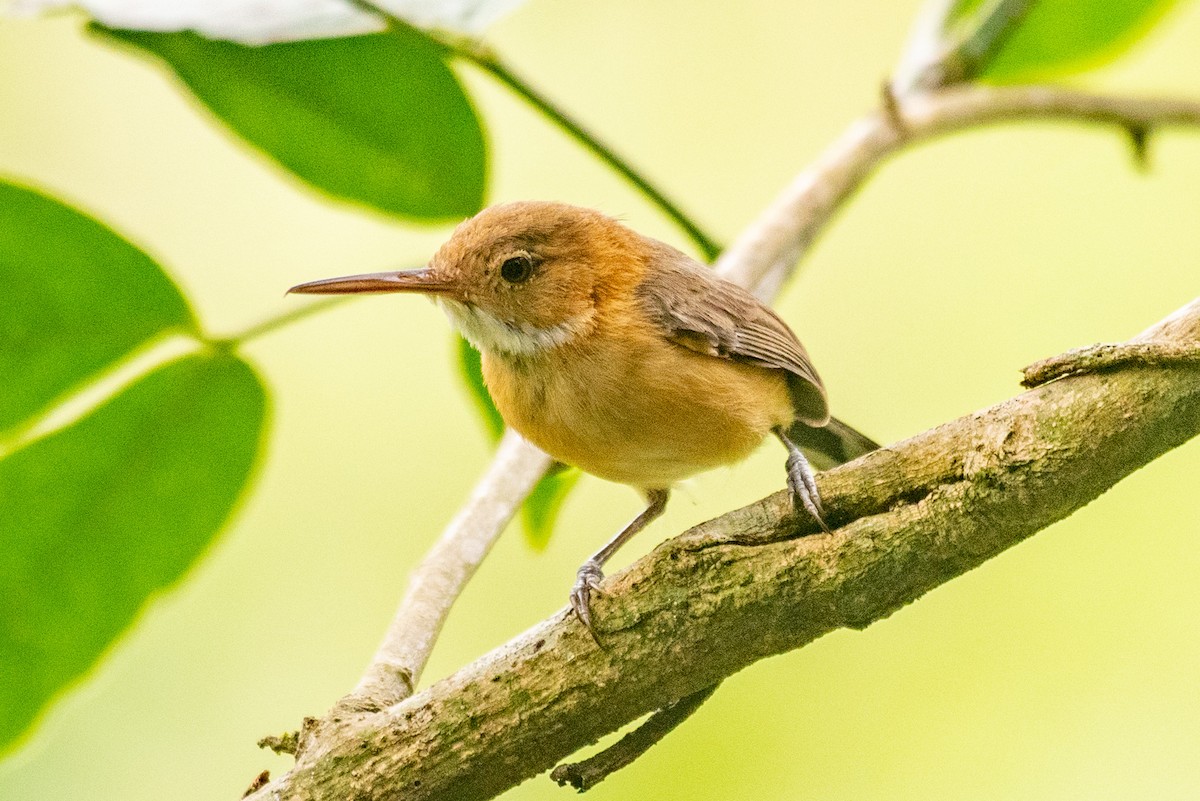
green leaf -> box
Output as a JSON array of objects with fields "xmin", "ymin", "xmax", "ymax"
[
  {"xmin": 456, "ymin": 335, "xmax": 504, "ymax": 440},
  {"xmin": 0, "ymin": 352, "xmax": 267, "ymax": 753},
  {"xmin": 0, "ymin": 180, "xmax": 195, "ymax": 434},
  {"xmin": 93, "ymin": 26, "xmax": 486, "ymax": 220},
  {"xmin": 521, "ymin": 466, "xmax": 580, "ymax": 550},
  {"xmin": 949, "ymin": 0, "xmax": 1180, "ymax": 82}
]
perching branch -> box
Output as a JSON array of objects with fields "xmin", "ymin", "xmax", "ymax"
[
  {"xmin": 283, "ymin": 0, "xmax": 1200, "ymax": 726},
  {"xmin": 255, "ymin": 83, "xmax": 1200, "ymax": 779},
  {"xmin": 249, "ymin": 297, "xmax": 1200, "ymax": 801}
]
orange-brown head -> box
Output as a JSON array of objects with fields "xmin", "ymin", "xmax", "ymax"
[{"xmin": 288, "ymin": 201, "xmax": 645, "ymax": 356}]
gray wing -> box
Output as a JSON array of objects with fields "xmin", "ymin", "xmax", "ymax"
[{"xmin": 635, "ymin": 241, "xmax": 830, "ymax": 426}]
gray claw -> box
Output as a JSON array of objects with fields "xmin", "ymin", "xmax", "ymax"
[
  {"xmin": 786, "ymin": 453, "xmax": 830, "ymax": 533},
  {"xmin": 570, "ymin": 561, "xmax": 606, "ymax": 640}
]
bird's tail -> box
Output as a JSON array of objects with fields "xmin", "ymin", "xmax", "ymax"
[{"xmin": 786, "ymin": 416, "xmax": 880, "ymax": 470}]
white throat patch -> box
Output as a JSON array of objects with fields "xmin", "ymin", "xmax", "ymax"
[{"xmin": 437, "ymin": 299, "xmax": 593, "ymax": 356}]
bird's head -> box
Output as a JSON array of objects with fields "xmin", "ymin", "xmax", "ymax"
[{"xmin": 288, "ymin": 201, "xmax": 643, "ymax": 356}]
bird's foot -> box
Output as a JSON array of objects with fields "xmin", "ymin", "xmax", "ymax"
[
  {"xmin": 570, "ymin": 560, "xmax": 606, "ymax": 641},
  {"xmin": 786, "ymin": 452, "xmax": 830, "ymax": 533}
]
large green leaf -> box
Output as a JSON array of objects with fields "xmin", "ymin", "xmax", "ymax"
[
  {"xmin": 0, "ymin": 180, "xmax": 195, "ymax": 434},
  {"xmin": 0, "ymin": 352, "xmax": 267, "ymax": 753},
  {"xmin": 94, "ymin": 27, "xmax": 487, "ymax": 220},
  {"xmin": 948, "ymin": 0, "xmax": 1180, "ymax": 82}
]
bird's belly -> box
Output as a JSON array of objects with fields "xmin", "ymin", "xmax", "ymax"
[{"xmin": 483, "ymin": 341, "xmax": 794, "ymax": 489}]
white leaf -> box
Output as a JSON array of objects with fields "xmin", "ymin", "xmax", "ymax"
[{"xmin": 1, "ymin": 0, "xmax": 524, "ymax": 42}]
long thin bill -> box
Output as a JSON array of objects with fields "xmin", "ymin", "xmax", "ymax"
[{"xmin": 287, "ymin": 268, "xmax": 456, "ymax": 296}]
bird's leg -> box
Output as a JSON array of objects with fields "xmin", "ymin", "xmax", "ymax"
[
  {"xmin": 773, "ymin": 427, "xmax": 830, "ymax": 533},
  {"xmin": 570, "ymin": 488, "xmax": 670, "ymax": 636}
]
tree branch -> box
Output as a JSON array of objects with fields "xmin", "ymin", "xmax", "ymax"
[
  {"xmin": 251, "ymin": 81, "xmax": 1200, "ymax": 794},
  {"xmin": 715, "ymin": 85, "xmax": 1200, "ymax": 298},
  {"xmin": 250, "ymin": 297, "xmax": 1200, "ymax": 800},
  {"xmin": 340, "ymin": 84, "xmax": 1200, "ymax": 717}
]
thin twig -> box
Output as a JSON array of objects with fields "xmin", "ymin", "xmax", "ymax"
[
  {"xmin": 304, "ymin": 0, "xmax": 720, "ymax": 718},
  {"xmin": 893, "ymin": 0, "xmax": 958, "ymax": 94},
  {"xmin": 222, "ymin": 297, "xmax": 352, "ymax": 346},
  {"xmin": 452, "ymin": 42, "xmax": 722, "ymax": 262},
  {"xmin": 1021, "ymin": 341, "xmax": 1200, "ymax": 388},
  {"xmin": 550, "ymin": 683, "xmax": 720, "ymax": 791},
  {"xmin": 716, "ymin": 85, "xmax": 1200, "ymax": 297},
  {"xmin": 347, "ymin": 0, "xmax": 720, "ymax": 260}
]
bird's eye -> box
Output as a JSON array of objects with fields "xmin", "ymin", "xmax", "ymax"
[{"xmin": 499, "ymin": 254, "xmax": 534, "ymax": 284}]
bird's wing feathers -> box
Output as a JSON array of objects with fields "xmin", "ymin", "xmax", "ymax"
[{"xmin": 635, "ymin": 242, "xmax": 830, "ymax": 425}]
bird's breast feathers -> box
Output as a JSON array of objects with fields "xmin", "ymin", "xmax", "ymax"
[{"xmin": 479, "ymin": 325, "xmax": 795, "ymax": 488}]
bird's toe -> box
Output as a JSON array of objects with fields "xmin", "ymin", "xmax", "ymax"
[
  {"xmin": 570, "ymin": 561, "xmax": 606, "ymax": 639},
  {"xmin": 786, "ymin": 454, "xmax": 830, "ymax": 533}
]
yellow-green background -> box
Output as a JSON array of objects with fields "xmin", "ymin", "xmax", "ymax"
[{"xmin": 2, "ymin": 1, "xmax": 1199, "ymax": 798}]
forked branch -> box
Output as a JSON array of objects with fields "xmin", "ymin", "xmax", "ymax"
[
  {"xmin": 249, "ymin": 296, "xmax": 1200, "ymax": 800},
  {"xmin": 333, "ymin": 84, "xmax": 1200, "ymax": 720}
]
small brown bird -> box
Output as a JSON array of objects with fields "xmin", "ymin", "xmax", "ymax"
[{"xmin": 289, "ymin": 202, "xmax": 877, "ymax": 631}]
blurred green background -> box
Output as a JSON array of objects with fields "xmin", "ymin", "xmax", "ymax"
[{"xmin": 1, "ymin": 1, "xmax": 1199, "ymax": 799}]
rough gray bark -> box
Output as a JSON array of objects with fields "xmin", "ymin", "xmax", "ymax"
[{"xmin": 247, "ymin": 299, "xmax": 1200, "ymax": 801}]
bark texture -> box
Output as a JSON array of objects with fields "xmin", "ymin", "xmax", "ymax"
[{"xmin": 248, "ymin": 300, "xmax": 1200, "ymax": 801}]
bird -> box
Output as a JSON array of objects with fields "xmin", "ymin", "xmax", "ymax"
[{"xmin": 288, "ymin": 201, "xmax": 878, "ymax": 634}]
